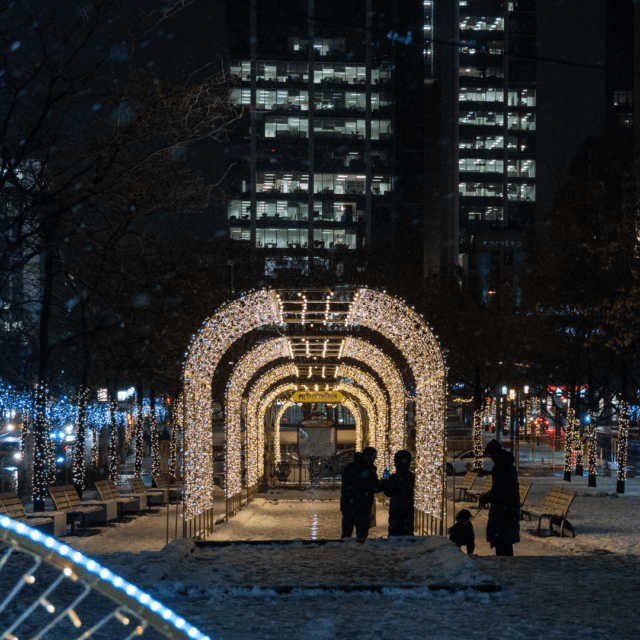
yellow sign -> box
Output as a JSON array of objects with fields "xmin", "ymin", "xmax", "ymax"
[{"xmin": 292, "ymin": 391, "xmax": 344, "ymax": 403}]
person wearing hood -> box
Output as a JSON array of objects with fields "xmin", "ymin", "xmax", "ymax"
[
  {"xmin": 381, "ymin": 449, "xmax": 415, "ymax": 536},
  {"xmin": 340, "ymin": 447, "xmax": 380, "ymax": 539},
  {"xmin": 479, "ymin": 439, "xmax": 521, "ymax": 556}
]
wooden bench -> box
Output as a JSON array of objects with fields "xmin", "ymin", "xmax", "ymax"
[
  {"xmin": 128, "ymin": 477, "xmax": 165, "ymax": 510},
  {"xmin": 467, "ymin": 475, "xmax": 492, "ymax": 503},
  {"xmin": 48, "ymin": 485, "xmax": 103, "ymax": 536},
  {"xmin": 519, "ymin": 481, "xmax": 533, "ymax": 509},
  {"xmin": 152, "ymin": 474, "xmax": 181, "ymax": 503},
  {"xmin": 0, "ymin": 491, "xmax": 59, "ymax": 535},
  {"xmin": 94, "ymin": 480, "xmax": 140, "ymax": 518},
  {"xmin": 522, "ymin": 485, "xmax": 576, "ymax": 537},
  {"xmin": 454, "ymin": 470, "xmax": 478, "ymax": 501}
]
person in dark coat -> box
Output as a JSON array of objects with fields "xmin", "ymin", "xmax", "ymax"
[
  {"xmin": 448, "ymin": 508, "xmax": 475, "ymax": 554},
  {"xmin": 381, "ymin": 449, "xmax": 415, "ymax": 536},
  {"xmin": 340, "ymin": 446, "xmax": 380, "ymax": 539},
  {"xmin": 479, "ymin": 439, "xmax": 520, "ymax": 556}
]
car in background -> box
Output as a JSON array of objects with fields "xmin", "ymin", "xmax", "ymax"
[{"xmin": 445, "ymin": 449, "xmax": 492, "ymax": 475}]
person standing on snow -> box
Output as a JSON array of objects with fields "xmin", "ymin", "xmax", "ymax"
[
  {"xmin": 340, "ymin": 446, "xmax": 381, "ymax": 539},
  {"xmin": 479, "ymin": 439, "xmax": 520, "ymax": 556},
  {"xmin": 381, "ymin": 449, "xmax": 415, "ymax": 536}
]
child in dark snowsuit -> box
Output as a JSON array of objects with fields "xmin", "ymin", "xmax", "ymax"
[{"xmin": 448, "ymin": 508, "xmax": 476, "ymax": 554}]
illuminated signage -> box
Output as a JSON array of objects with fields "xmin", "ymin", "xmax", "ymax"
[{"xmin": 292, "ymin": 391, "xmax": 344, "ymax": 403}]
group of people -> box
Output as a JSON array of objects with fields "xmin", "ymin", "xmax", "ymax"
[{"xmin": 340, "ymin": 438, "xmax": 521, "ymax": 557}]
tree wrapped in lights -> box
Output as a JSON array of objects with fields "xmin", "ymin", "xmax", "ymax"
[
  {"xmin": 73, "ymin": 386, "xmax": 89, "ymax": 494},
  {"xmin": 134, "ymin": 401, "xmax": 144, "ymax": 479},
  {"xmin": 91, "ymin": 426, "xmax": 99, "ymax": 474},
  {"xmin": 109, "ymin": 398, "xmax": 119, "ymax": 482},
  {"xmin": 341, "ymin": 337, "xmax": 406, "ymax": 456},
  {"xmin": 169, "ymin": 423, "xmax": 178, "ymax": 482},
  {"xmin": 617, "ymin": 400, "xmax": 629, "ymax": 494},
  {"xmin": 563, "ymin": 407, "xmax": 579, "ymax": 482},
  {"xmin": 150, "ymin": 401, "xmax": 160, "ymax": 478},
  {"xmin": 32, "ymin": 384, "xmax": 49, "ymax": 510},
  {"xmin": 473, "ymin": 407, "xmax": 484, "ymax": 471},
  {"xmin": 587, "ymin": 410, "xmax": 598, "ymax": 488}
]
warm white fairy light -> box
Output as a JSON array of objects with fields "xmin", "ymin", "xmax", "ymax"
[
  {"xmin": 350, "ymin": 289, "xmax": 446, "ymax": 519},
  {"xmin": 150, "ymin": 408, "xmax": 160, "ymax": 477},
  {"xmin": 587, "ymin": 410, "xmax": 597, "ymax": 484},
  {"xmin": 617, "ymin": 400, "xmax": 629, "ymax": 489},
  {"xmin": 341, "ymin": 337, "xmax": 406, "ymax": 457},
  {"xmin": 109, "ymin": 399, "xmax": 118, "ymax": 482},
  {"xmin": 183, "ymin": 290, "xmax": 280, "ymax": 519},
  {"xmin": 255, "ymin": 385, "xmax": 297, "ymax": 473},
  {"xmin": 73, "ymin": 386, "xmax": 89, "ymax": 490},
  {"xmin": 564, "ymin": 407, "xmax": 578, "ymax": 474},
  {"xmin": 473, "ymin": 409, "xmax": 483, "ymax": 470},
  {"xmin": 336, "ymin": 364, "xmax": 388, "ymax": 457},
  {"xmin": 335, "ymin": 383, "xmax": 376, "ymax": 449},
  {"xmin": 244, "ymin": 365, "xmax": 297, "ymax": 487},
  {"xmin": 341, "ymin": 397, "xmax": 363, "ymax": 451},
  {"xmin": 225, "ymin": 338, "xmax": 291, "ymax": 497},
  {"xmin": 91, "ymin": 426, "xmax": 99, "ymax": 472}
]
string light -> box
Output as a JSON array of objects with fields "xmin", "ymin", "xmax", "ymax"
[
  {"xmin": 134, "ymin": 397, "xmax": 144, "ymax": 479},
  {"xmin": 617, "ymin": 400, "xmax": 629, "ymax": 491},
  {"xmin": 109, "ymin": 399, "xmax": 118, "ymax": 482},
  {"xmin": 341, "ymin": 397, "xmax": 363, "ymax": 451},
  {"xmin": 72, "ymin": 387, "xmax": 88, "ymax": 491},
  {"xmin": 273, "ymin": 400, "xmax": 294, "ymax": 462},
  {"xmin": 564, "ymin": 407, "xmax": 578, "ymax": 476},
  {"xmin": 225, "ymin": 338, "xmax": 290, "ymax": 498},
  {"xmin": 473, "ymin": 408, "xmax": 483, "ymax": 471},
  {"xmin": 341, "ymin": 337, "xmax": 406, "ymax": 457},
  {"xmin": 334, "ymin": 383, "xmax": 376, "ymax": 450},
  {"xmin": 587, "ymin": 409, "xmax": 597, "ymax": 485},
  {"xmin": 150, "ymin": 406, "xmax": 160, "ymax": 478},
  {"xmin": 335, "ymin": 364, "xmax": 387, "ymax": 455}
]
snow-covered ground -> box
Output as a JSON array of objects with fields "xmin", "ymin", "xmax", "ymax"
[{"xmin": 2, "ymin": 473, "xmax": 640, "ymax": 639}]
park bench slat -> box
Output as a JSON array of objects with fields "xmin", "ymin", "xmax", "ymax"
[
  {"xmin": 455, "ymin": 470, "xmax": 478, "ymax": 501},
  {"xmin": 466, "ymin": 475, "xmax": 492, "ymax": 502},
  {"xmin": 127, "ymin": 477, "xmax": 165, "ymax": 510},
  {"xmin": 0, "ymin": 491, "xmax": 55, "ymax": 531},
  {"xmin": 522, "ymin": 485, "xmax": 576, "ymax": 537},
  {"xmin": 48, "ymin": 485, "xmax": 103, "ymax": 536},
  {"xmin": 519, "ymin": 481, "xmax": 532, "ymax": 509},
  {"xmin": 94, "ymin": 480, "xmax": 139, "ymax": 517}
]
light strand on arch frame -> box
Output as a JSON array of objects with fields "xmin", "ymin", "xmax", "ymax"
[
  {"xmin": 341, "ymin": 396, "xmax": 363, "ymax": 451},
  {"xmin": 334, "ymin": 383, "xmax": 377, "ymax": 450}
]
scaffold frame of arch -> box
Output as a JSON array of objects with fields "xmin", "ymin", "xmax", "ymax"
[
  {"xmin": 336, "ymin": 364, "xmax": 388, "ymax": 457},
  {"xmin": 340, "ymin": 337, "xmax": 406, "ymax": 456},
  {"xmin": 349, "ymin": 289, "xmax": 446, "ymax": 517},
  {"xmin": 224, "ymin": 338, "xmax": 290, "ymax": 496},
  {"xmin": 340, "ymin": 396, "xmax": 364, "ymax": 451},
  {"xmin": 244, "ymin": 365, "xmax": 298, "ymax": 487},
  {"xmin": 334, "ymin": 383, "xmax": 376, "ymax": 450}
]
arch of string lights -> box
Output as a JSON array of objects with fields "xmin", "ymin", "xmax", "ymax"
[
  {"xmin": 224, "ymin": 338, "xmax": 290, "ymax": 497},
  {"xmin": 349, "ymin": 288, "xmax": 446, "ymax": 518},
  {"xmin": 336, "ymin": 364, "xmax": 388, "ymax": 455},
  {"xmin": 340, "ymin": 396, "xmax": 363, "ymax": 451},
  {"xmin": 334, "ymin": 383, "xmax": 376, "ymax": 449},
  {"xmin": 244, "ymin": 365, "xmax": 298, "ymax": 487},
  {"xmin": 182, "ymin": 290, "xmax": 280, "ymax": 519},
  {"xmin": 341, "ymin": 337, "xmax": 406, "ymax": 456},
  {"xmin": 253, "ymin": 383, "xmax": 298, "ymax": 481},
  {"xmin": 182, "ymin": 287, "xmax": 445, "ymax": 520},
  {"xmin": 273, "ymin": 400, "xmax": 295, "ymax": 462}
]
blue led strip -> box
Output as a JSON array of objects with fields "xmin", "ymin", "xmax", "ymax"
[{"xmin": 0, "ymin": 515, "xmax": 211, "ymax": 640}]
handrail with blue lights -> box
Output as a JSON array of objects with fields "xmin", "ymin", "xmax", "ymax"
[{"xmin": 0, "ymin": 515, "xmax": 211, "ymax": 640}]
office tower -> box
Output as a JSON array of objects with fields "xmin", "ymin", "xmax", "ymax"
[
  {"xmin": 225, "ymin": 0, "xmax": 425, "ymax": 282},
  {"xmin": 426, "ymin": 0, "xmax": 537, "ymax": 274}
]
